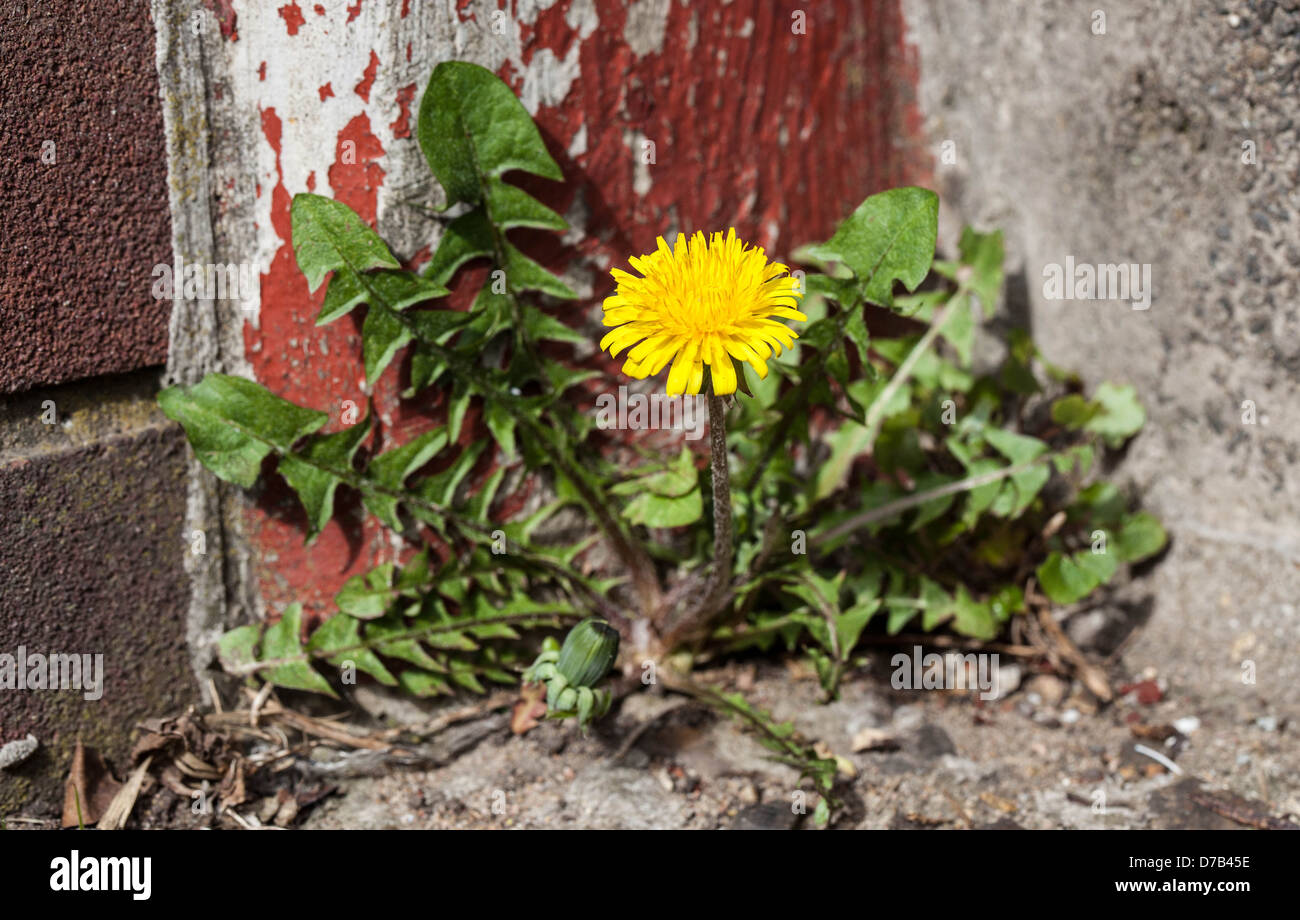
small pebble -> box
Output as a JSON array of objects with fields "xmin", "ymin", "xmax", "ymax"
[
  {"xmin": 1256, "ymin": 715, "xmax": 1279, "ymax": 732},
  {"xmin": 1061, "ymin": 708, "xmax": 1081, "ymax": 725},
  {"xmin": 1173, "ymin": 716, "xmax": 1201, "ymax": 735}
]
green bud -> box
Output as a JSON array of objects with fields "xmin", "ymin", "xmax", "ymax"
[{"xmin": 555, "ymin": 618, "xmax": 619, "ymax": 688}]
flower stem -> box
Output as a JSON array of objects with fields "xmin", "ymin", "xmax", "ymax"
[{"xmin": 703, "ymin": 391, "xmax": 734, "ymax": 618}]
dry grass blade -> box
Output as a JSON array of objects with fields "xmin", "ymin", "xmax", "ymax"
[{"xmin": 98, "ymin": 756, "xmax": 153, "ymax": 831}]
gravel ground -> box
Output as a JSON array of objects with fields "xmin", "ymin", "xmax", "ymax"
[{"xmin": 302, "ymin": 650, "xmax": 1298, "ymax": 830}]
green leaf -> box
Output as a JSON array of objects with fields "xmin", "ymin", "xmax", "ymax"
[
  {"xmin": 957, "ymin": 227, "xmax": 1004, "ymax": 316},
  {"xmin": 984, "ymin": 428, "xmax": 1048, "ymax": 465},
  {"xmin": 622, "ymin": 490, "xmax": 703, "ymax": 528},
  {"xmin": 1050, "ymin": 394, "xmax": 1102, "ymax": 429},
  {"xmin": 158, "ymin": 374, "xmax": 327, "ymax": 488},
  {"xmin": 505, "ymin": 243, "xmax": 577, "ymax": 298},
  {"xmin": 261, "ymin": 603, "xmax": 338, "ymax": 697},
  {"xmin": 1115, "ymin": 512, "xmax": 1167, "ymax": 563},
  {"xmin": 424, "ymin": 210, "xmax": 494, "ymax": 286},
  {"xmin": 804, "ymin": 187, "xmax": 939, "ymax": 308},
  {"xmin": 417, "ymin": 61, "xmax": 562, "ymax": 208},
  {"xmin": 291, "ymin": 193, "xmax": 400, "ymax": 296},
  {"xmin": 335, "ymin": 564, "xmax": 397, "ymax": 620},
  {"xmin": 486, "ymin": 177, "xmax": 567, "ymax": 231},
  {"xmin": 1085, "ymin": 382, "xmax": 1146, "ymax": 447},
  {"xmin": 216, "ymin": 625, "xmax": 260, "ymax": 675},
  {"xmin": 363, "ymin": 429, "xmax": 449, "ymax": 529},
  {"xmin": 278, "ymin": 410, "xmax": 372, "ymax": 543},
  {"xmin": 522, "ymin": 304, "xmax": 584, "ymax": 345},
  {"xmin": 306, "ymin": 614, "xmax": 398, "ymax": 685},
  {"xmin": 1036, "ymin": 550, "xmax": 1117, "ymax": 605},
  {"xmin": 611, "ymin": 448, "xmax": 699, "ymax": 499},
  {"xmin": 361, "ymin": 302, "xmax": 413, "ymax": 385}
]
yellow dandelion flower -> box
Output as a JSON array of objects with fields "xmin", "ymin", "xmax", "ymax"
[{"xmin": 599, "ymin": 228, "xmax": 806, "ymax": 397}]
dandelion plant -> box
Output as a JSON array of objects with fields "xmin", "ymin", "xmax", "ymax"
[{"xmin": 159, "ymin": 60, "xmax": 1165, "ymax": 826}]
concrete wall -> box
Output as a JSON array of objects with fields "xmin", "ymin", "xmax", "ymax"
[
  {"xmin": 1, "ymin": 0, "xmax": 923, "ymax": 814},
  {"xmin": 905, "ymin": 0, "xmax": 1300, "ymax": 709}
]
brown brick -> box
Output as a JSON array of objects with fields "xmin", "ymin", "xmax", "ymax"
[
  {"xmin": 0, "ymin": 390, "xmax": 193, "ymax": 815},
  {"xmin": 0, "ymin": 3, "xmax": 173, "ymax": 393}
]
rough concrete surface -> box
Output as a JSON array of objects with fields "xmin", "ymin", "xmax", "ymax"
[
  {"xmin": 303, "ymin": 659, "xmax": 1298, "ymax": 830},
  {"xmin": 903, "ymin": 0, "xmax": 1300, "ymax": 714}
]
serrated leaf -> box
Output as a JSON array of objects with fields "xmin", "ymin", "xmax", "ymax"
[
  {"xmin": 486, "ymin": 177, "xmax": 567, "ymax": 230},
  {"xmin": 306, "ymin": 614, "xmax": 398, "ymax": 685},
  {"xmin": 216, "ymin": 625, "xmax": 261, "ymax": 676},
  {"xmin": 804, "ymin": 187, "xmax": 939, "ymax": 308},
  {"xmin": 278, "ymin": 410, "xmax": 372, "ymax": 542},
  {"xmin": 363, "ymin": 429, "xmax": 449, "ymax": 530},
  {"xmin": 261, "ymin": 603, "xmax": 338, "ymax": 697},
  {"xmin": 417, "ymin": 61, "xmax": 562, "ymax": 208},
  {"xmin": 335, "ymin": 564, "xmax": 396, "ymax": 620},
  {"xmin": 424, "ymin": 210, "xmax": 495, "ymax": 286},
  {"xmin": 505, "ymin": 243, "xmax": 577, "ymax": 298},
  {"xmin": 158, "ymin": 374, "xmax": 327, "ymax": 488},
  {"xmin": 361, "ymin": 302, "xmax": 414, "ymax": 385},
  {"xmin": 291, "ymin": 193, "xmax": 400, "ymax": 297}
]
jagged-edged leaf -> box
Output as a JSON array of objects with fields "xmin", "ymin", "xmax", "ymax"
[
  {"xmin": 804, "ymin": 187, "xmax": 939, "ymax": 308},
  {"xmin": 424, "ymin": 210, "xmax": 495, "ymax": 286},
  {"xmin": 361, "ymin": 302, "xmax": 413, "ymax": 385},
  {"xmin": 305, "ymin": 614, "xmax": 398, "ymax": 685},
  {"xmin": 320, "ymin": 266, "xmax": 449, "ymax": 326},
  {"xmin": 279, "ymin": 410, "xmax": 372, "ymax": 543},
  {"xmin": 216, "ymin": 624, "xmax": 260, "ymax": 676},
  {"xmin": 610, "ymin": 448, "xmax": 699, "ymax": 498},
  {"xmin": 336, "ymin": 564, "xmax": 398, "ymax": 620},
  {"xmin": 158, "ymin": 374, "xmax": 327, "ymax": 488},
  {"xmin": 522, "ymin": 304, "xmax": 584, "ymax": 344},
  {"xmin": 506, "ymin": 243, "xmax": 577, "ymax": 298},
  {"xmin": 363, "ymin": 429, "xmax": 449, "ymax": 529},
  {"xmin": 484, "ymin": 399, "xmax": 517, "ymax": 459},
  {"xmin": 417, "ymin": 61, "xmax": 562, "ymax": 208},
  {"xmin": 291, "ymin": 193, "xmax": 400, "ymax": 300},
  {"xmin": 260, "ymin": 603, "xmax": 338, "ymax": 697},
  {"xmin": 957, "ymin": 227, "xmax": 1004, "ymax": 316},
  {"xmin": 398, "ymin": 669, "xmax": 453, "ymax": 697},
  {"xmin": 622, "ymin": 489, "xmax": 703, "ymax": 527},
  {"xmin": 414, "ymin": 440, "xmax": 488, "ymax": 510},
  {"xmin": 486, "ymin": 178, "xmax": 567, "ymax": 231}
]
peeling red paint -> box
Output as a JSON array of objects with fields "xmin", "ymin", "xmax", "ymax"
[
  {"xmin": 258, "ymin": 60, "xmax": 266, "ymax": 81},
  {"xmin": 278, "ymin": 2, "xmax": 306, "ymax": 36},
  {"xmin": 318, "ymin": 81, "xmax": 334, "ymax": 101},
  {"xmin": 390, "ymin": 82, "xmax": 417, "ymax": 139},
  {"xmin": 202, "ymin": 0, "xmax": 239, "ymax": 41},
  {"xmin": 355, "ymin": 50, "xmax": 379, "ymax": 102},
  {"xmin": 405, "ymin": 41, "xmax": 412, "ymax": 62},
  {"xmin": 347, "ymin": 0, "xmax": 364, "ymax": 23},
  {"xmin": 306, "ymin": 170, "xmax": 316, "ymax": 191},
  {"xmin": 314, "ymin": 3, "xmax": 325, "ymax": 14},
  {"xmin": 401, "ymin": 0, "xmax": 411, "ymax": 17}
]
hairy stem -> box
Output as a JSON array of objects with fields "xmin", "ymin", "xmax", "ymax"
[{"xmin": 702, "ymin": 392, "xmax": 734, "ymax": 618}]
